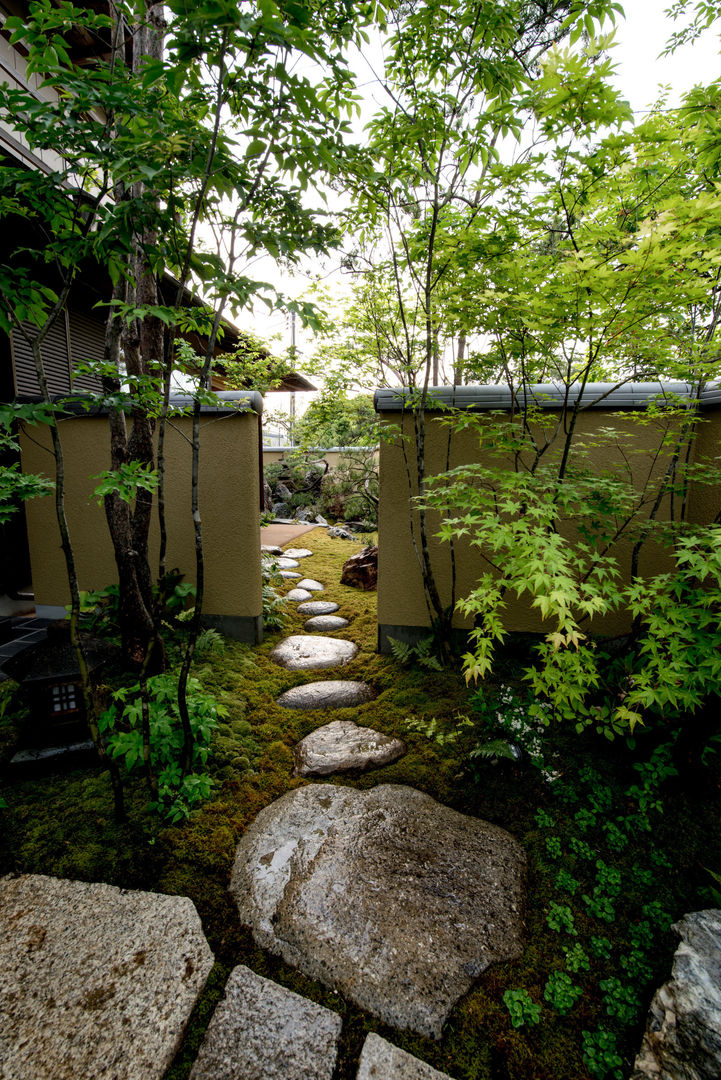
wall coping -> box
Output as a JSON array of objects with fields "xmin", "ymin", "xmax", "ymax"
[
  {"xmin": 17, "ymin": 390, "xmax": 264, "ymax": 417},
  {"xmin": 262, "ymin": 445, "xmax": 378, "ymax": 453},
  {"xmin": 374, "ymin": 382, "xmax": 721, "ymax": 412}
]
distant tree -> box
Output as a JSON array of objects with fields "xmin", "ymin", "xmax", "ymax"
[{"xmin": 295, "ymin": 393, "xmax": 378, "ymax": 448}]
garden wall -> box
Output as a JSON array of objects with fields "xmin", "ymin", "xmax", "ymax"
[
  {"xmin": 20, "ymin": 392, "xmax": 264, "ymax": 642},
  {"xmin": 262, "ymin": 446, "xmax": 380, "ymax": 469},
  {"xmin": 374, "ymin": 383, "xmax": 721, "ymax": 651}
]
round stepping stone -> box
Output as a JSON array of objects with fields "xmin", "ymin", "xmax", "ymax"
[
  {"xmin": 283, "ymin": 548, "xmax": 313, "ymax": 559},
  {"xmin": 284, "ymin": 589, "xmax": 313, "ymax": 603},
  {"xmin": 280, "ymin": 570, "xmax": 301, "ymax": 579},
  {"xmin": 276, "ymin": 680, "xmax": 375, "ymax": 710},
  {"xmin": 269, "ymin": 635, "xmax": 358, "ymax": 671},
  {"xmin": 304, "ymin": 615, "xmax": 349, "ymax": 632},
  {"xmin": 296, "ymin": 601, "xmax": 339, "ymax": 616},
  {"xmin": 296, "ymin": 579, "xmax": 324, "ymax": 592},
  {"xmin": 277, "ymin": 557, "xmax": 300, "ymax": 569},
  {"xmin": 293, "ymin": 720, "xmax": 406, "ymax": 777},
  {"xmin": 229, "ymin": 785, "xmax": 526, "ymax": 1039},
  {"xmin": 261, "ymin": 545, "xmax": 283, "ymax": 556}
]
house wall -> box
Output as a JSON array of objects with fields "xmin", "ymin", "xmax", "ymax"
[
  {"xmin": 262, "ymin": 446, "xmax": 379, "ymax": 470},
  {"xmin": 376, "ymin": 394, "xmax": 721, "ymax": 650},
  {"xmin": 20, "ymin": 403, "xmax": 264, "ymax": 642}
]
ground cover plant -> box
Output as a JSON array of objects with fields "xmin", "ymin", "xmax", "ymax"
[{"xmin": 1, "ymin": 529, "xmax": 720, "ymax": 1080}]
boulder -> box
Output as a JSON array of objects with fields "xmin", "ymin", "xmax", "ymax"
[
  {"xmin": 632, "ymin": 909, "xmax": 721, "ymax": 1080},
  {"xmin": 276, "ymin": 680, "xmax": 374, "ymax": 711},
  {"xmin": 357, "ymin": 1034, "xmax": 456, "ymax": 1080},
  {"xmin": 272, "ymin": 502, "xmax": 290, "ymax": 518},
  {"xmin": 293, "ymin": 720, "xmax": 406, "ymax": 776},
  {"xmin": 276, "ymin": 482, "xmax": 294, "ymax": 502},
  {"xmin": 230, "ymin": 784, "xmax": 526, "ymax": 1039},
  {"xmin": 189, "ymin": 965, "xmax": 341, "ymax": 1080},
  {"xmin": 269, "ymin": 635, "xmax": 358, "ymax": 671},
  {"xmin": 295, "ymin": 506, "xmax": 312, "ymax": 522},
  {"xmin": 341, "ymin": 546, "xmax": 378, "ymax": 591},
  {"xmin": 328, "ymin": 526, "xmax": 356, "ymax": 540},
  {"xmin": 315, "ymin": 515, "xmax": 329, "ymax": 526},
  {"xmin": 0, "ymin": 874, "xmax": 213, "ymax": 1080},
  {"xmin": 263, "ymin": 481, "xmax": 273, "ymax": 511}
]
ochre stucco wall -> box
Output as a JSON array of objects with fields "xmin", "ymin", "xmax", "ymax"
[
  {"xmin": 377, "ymin": 406, "xmax": 716, "ymax": 638},
  {"xmin": 20, "ymin": 409, "xmax": 262, "ymax": 624}
]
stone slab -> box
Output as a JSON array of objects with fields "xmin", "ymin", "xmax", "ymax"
[
  {"xmin": 277, "ymin": 680, "xmax": 375, "ymax": 711},
  {"xmin": 296, "ymin": 601, "xmax": 339, "ymax": 616},
  {"xmin": 357, "ymin": 1034, "xmax": 456, "ymax": 1080},
  {"xmin": 632, "ymin": 909, "xmax": 721, "ymax": 1080},
  {"xmin": 230, "ymin": 784, "xmax": 526, "ymax": 1038},
  {"xmin": 284, "ymin": 589, "xmax": 314, "ymax": 603},
  {"xmin": 261, "ymin": 545, "xmax": 284, "ymax": 556},
  {"xmin": 280, "ymin": 571, "xmax": 301, "ymax": 579},
  {"xmin": 296, "ymin": 579, "xmax": 324, "ymax": 592},
  {"xmin": 269, "ymin": 636, "xmax": 358, "ymax": 671},
  {"xmin": 0, "ymin": 874, "xmax": 213, "ymax": 1080},
  {"xmin": 189, "ymin": 964, "xmax": 341, "ymax": 1080},
  {"xmin": 277, "ymin": 558, "xmax": 300, "ymax": 569},
  {"xmin": 294, "ymin": 720, "xmax": 406, "ymax": 776},
  {"xmin": 283, "ymin": 548, "xmax": 314, "ymax": 559},
  {"xmin": 304, "ymin": 615, "xmax": 349, "ymax": 632}
]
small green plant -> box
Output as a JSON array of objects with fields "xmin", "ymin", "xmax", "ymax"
[
  {"xmin": 543, "ymin": 970, "xmax": 582, "ymax": 1014},
  {"xmin": 546, "ymin": 901, "xmax": 577, "ymax": 936},
  {"xmin": 564, "ymin": 943, "xmax": 590, "ymax": 973},
  {"xmin": 261, "ymin": 557, "xmax": 289, "ymax": 631},
  {"xmin": 602, "ymin": 820, "xmax": 629, "ymax": 853},
  {"xmin": 545, "ymin": 835, "xmax": 563, "ymax": 860},
  {"xmin": 582, "ymin": 1028, "xmax": 624, "ymax": 1080},
  {"xmin": 534, "ymin": 808, "xmax": 556, "ymax": 829},
  {"xmin": 569, "ymin": 836, "xmax": 595, "ymax": 861},
  {"xmin": 389, "ymin": 635, "xmax": 444, "ymax": 671},
  {"xmin": 574, "ymin": 807, "xmax": 597, "ymax": 832},
  {"xmin": 555, "ymin": 868, "xmax": 580, "ymax": 896},
  {"xmin": 502, "ymin": 988, "xmax": 541, "ymax": 1028},
  {"xmin": 599, "ymin": 977, "xmax": 642, "ymax": 1025},
  {"xmin": 589, "ymin": 936, "xmax": 613, "ymax": 960},
  {"xmin": 582, "ymin": 891, "xmax": 616, "ymax": 923}
]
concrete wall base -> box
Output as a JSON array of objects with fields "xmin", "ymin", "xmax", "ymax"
[{"xmin": 203, "ymin": 613, "xmax": 264, "ymax": 645}]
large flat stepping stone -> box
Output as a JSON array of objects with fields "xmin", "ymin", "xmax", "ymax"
[
  {"xmin": 189, "ymin": 964, "xmax": 341, "ymax": 1080},
  {"xmin": 277, "ymin": 680, "xmax": 375, "ymax": 710},
  {"xmin": 357, "ymin": 1034, "xmax": 456, "ymax": 1080},
  {"xmin": 283, "ymin": 548, "xmax": 313, "ymax": 559},
  {"xmin": 230, "ymin": 785, "xmax": 526, "ymax": 1039},
  {"xmin": 284, "ymin": 589, "xmax": 314, "ymax": 603},
  {"xmin": 277, "ymin": 557, "xmax": 300, "ymax": 569},
  {"xmin": 293, "ymin": 720, "xmax": 406, "ymax": 777},
  {"xmin": 280, "ymin": 570, "xmax": 301, "ymax": 579},
  {"xmin": 296, "ymin": 601, "xmax": 339, "ymax": 616},
  {"xmin": 304, "ymin": 615, "xmax": 349, "ymax": 632},
  {"xmin": 269, "ymin": 635, "xmax": 358, "ymax": 671},
  {"xmin": 0, "ymin": 874, "xmax": 213, "ymax": 1080},
  {"xmin": 296, "ymin": 579, "xmax": 324, "ymax": 592},
  {"xmin": 261, "ymin": 545, "xmax": 284, "ymax": 556}
]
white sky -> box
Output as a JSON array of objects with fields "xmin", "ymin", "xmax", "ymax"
[{"xmin": 247, "ymin": 0, "xmax": 721, "ymax": 420}]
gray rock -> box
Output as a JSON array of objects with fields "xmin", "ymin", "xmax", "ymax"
[
  {"xmin": 261, "ymin": 545, "xmax": 283, "ymax": 556},
  {"xmin": 277, "ymin": 557, "xmax": 300, "ymax": 569},
  {"xmin": 230, "ymin": 784, "xmax": 526, "ymax": 1039},
  {"xmin": 280, "ymin": 571, "xmax": 301, "ymax": 580},
  {"xmin": 0, "ymin": 874, "xmax": 213, "ymax": 1080},
  {"xmin": 295, "ymin": 506, "xmax": 312, "ymax": 522},
  {"xmin": 284, "ymin": 589, "xmax": 314, "ymax": 603},
  {"xmin": 276, "ymin": 680, "xmax": 374, "ymax": 710},
  {"xmin": 269, "ymin": 635, "xmax": 358, "ymax": 671},
  {"xmin": 293, "ymin": 720, "xmax": 406, "ymax": 777},
  {"xmin": 304, "ymin": 615, "xmax": 349, "ymax": 632},
  {"xmin": 296, "ymin": 579, "xmax": 324, "ymax": 592},
  {"xmin": 357, "ymin": 1034, "xmax": 456, "ymax": 1080},
  {"xmin": 632, "ymin": 909, "xmax": 721, "ymax": 1080},
  {"xmin": 328, "ymin": 526, "xmax": 356, "ymax": 540},
  {"xmin": 284, "ymin": 548, "xmax": 314, "ymax": 559},
  {"xmin": 296, "ymin": 601, "xmax": 339, "ymax": 616},
  {"xmin": 189, "ymin": 965, "xmax": 341, "ymax": 1080},
  {"xmin": 272, "ymin": 502, "xmax": 290, "ymax": 518},
  {"xmin": 276, "ymin": 482, "xmax": 294, "ymax": 502},
  {"xmin": 315, "ymin": 515, "xmax": 329, "ymax": 526}
]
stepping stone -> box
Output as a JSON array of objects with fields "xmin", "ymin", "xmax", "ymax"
[
  {"xmin": 277, "ymin": 557, "xmax": 300, "ymax": 569},
  {"xmin": 296, "ymin": 579, "xmax": 324, "ymax": 592},
  {"xmin": 280, "ymin": 570, "xmax": 301, "ymax": 579},
  {"xmin": 293, "ymin": 720, "xmax": 406, "ymax": 777},
  {"xmin": 230, "ymin": 785, "xmax": 526, "ymax": 1039},
  {"xmin": 357, "ymin": 1034, "xmax": 455, "ymax": 1080},
  {"xmin": 277, "ymin": 680, "xmax": 375, "ymax": 711},
  {"xmin": 189, "ymin": 965, "xmax": 341, "ymax": 1080},
  {"xmin": 261, "ymin": 545, "xmax": 284, "ymax": 556},
  {"xmin": 284, "ymin": 589, "xmax": 313, "ymax": 603},
  {"xmin": 283, "ymin": 548, "xmax": 313, "ymax": 559},
  {"xmin": 296, "ymin": 601, "xmax": 339, "ymax": 616},
  {"xmin": 304, "ymin": 615, "xmax": 349, "ymax": 632},
  {"xmin": 269, "ymin": 635, "xmax": 358, "ymax": 671},
  {"xmin": 0, "ymin": 874, "xmax": 213, "ymax": 1080}
]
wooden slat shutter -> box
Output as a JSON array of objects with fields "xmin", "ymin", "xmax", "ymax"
[
  {"xmin": 68, "ymin": 308, "xmax": 105, "ymax": 392},
  {"xmin": 11, "ymin": 313, "xmax": 71, "ymax": 396}
]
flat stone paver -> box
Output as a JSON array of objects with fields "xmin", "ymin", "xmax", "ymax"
[
  {"xmin": 284, "ymin": 589, "xmax": 314, "ymax": 603},
  {"xmin": 269, "ymin": 636, "xmax": 358, "ymax": 671},
  {"xmin": 357, "ymin": 1034, "xmax": 456, "ymax": 1080},
  {"xmin": 294, "ymin": 720, "xmax": 406, "ymax": 777},
  {"xmin": 283, "ymin": 548, "xmax": 314, "ymax": 559},
  {"xmin": 189, "ymin": 965, "xmax": 341, "ymax": 1080},
  {"xmin": 261, "ymin": 545, "xmax": 283, "ymax": 556},
  {"xmin": 280, "ymin": 571, "xmax": 301, "ymax": 579},
  {"xmin": 277, "ymin": 558, "xmax": 300, "ymax": 569},
  {"xmin": 304, "ymin": 615, "xmax": 349, "ymax": 632},
  {"xmin": 277, "ymin": 681, "xmax": 375, "ymax": 710},
  {"xmin": 296, "ymin": 579, "xmax": 324, "ymax": 592},
  {"xmin": 0, "ymin": 874, "xmax": 213, "ymax": 1080},
  {"xmin": 296, "ymin": 601, "xmax": 339, "ymax": 616},
  {"xmin": 230, "ymin": 784, "xmax": 526, "ymax": 1039}
]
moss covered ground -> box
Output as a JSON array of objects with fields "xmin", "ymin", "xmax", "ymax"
[{"xmin": 1, "ymin": 526, "xmax": 720, "ymax": 1080}]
